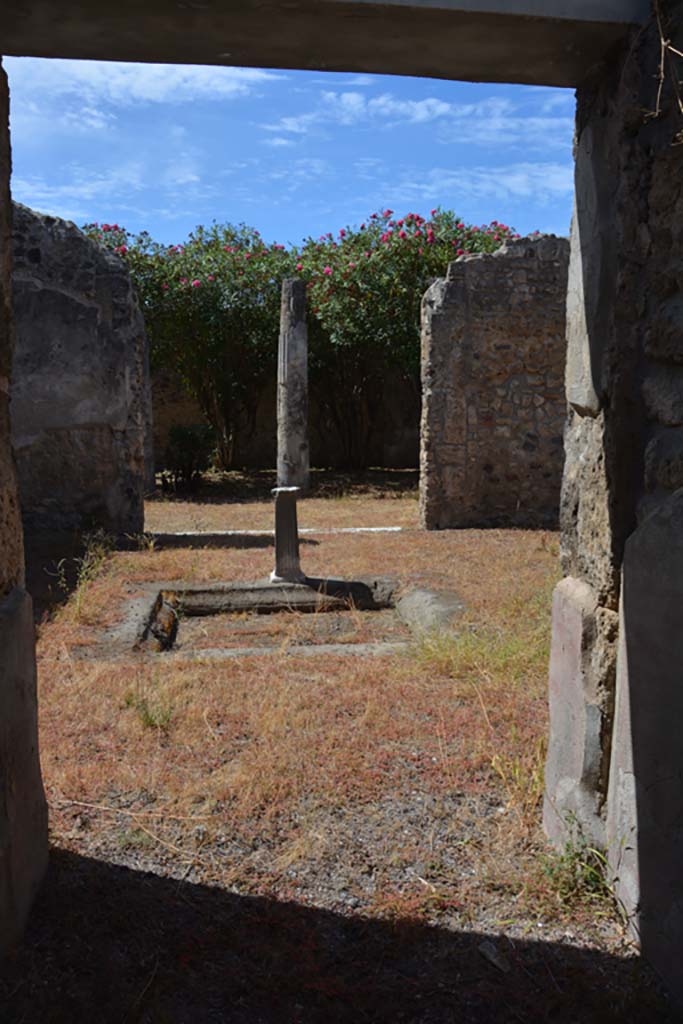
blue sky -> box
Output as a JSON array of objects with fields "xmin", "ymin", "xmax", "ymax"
[{"xmin": 4, "ymin": 57, "xmax": 575, "ymax": 247}]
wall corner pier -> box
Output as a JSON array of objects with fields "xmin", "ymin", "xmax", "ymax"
[
  {"xmin": 0, "ymin": 57, "xmax": 49, "ymax": 954},
  {"xmin": 543, "ymin": 3, "xmax": 683, "ymax": 1007}
]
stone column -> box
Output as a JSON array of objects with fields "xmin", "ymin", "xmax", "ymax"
[
  {"xmin": 270, "ymin": 486, "xmax": 305, "ymax": 583},
  {"xmin": 277, "ymin": 278, "xmax": 309, "ymax": 492}
]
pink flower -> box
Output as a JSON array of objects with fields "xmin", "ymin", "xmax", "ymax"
[
  {"xmin": 245, "ymin": 253, "xmax": 252, "ymax": 259},
  {"xmin": 180, "ymin": 277, "xmax": 187, "ymax": 284},
  {"xmin": 456, "ymin": 248, "xmax": 465, "ymax": 256},
  {"xmin": 398, "ymin": 230, "xmax": 407, "ymax": 239},
  {"xmin": 383, "ymin": 209, "xmax": 393, "ymax": 217},
  {"xmin": 208, "ymin": 274, "xmax": 215, "ymax": 281},
  {"xmin": 191, "ymin": 279, "xmax": 201, "ymax": 288},
  {"xmin": 161, "ymin": 283, "xmax": 169, "ymax": 290},
  {"xmin": 296, "ymin": 262, "xmax": 303, "ymax": 271},
  {"xmin": 418, "ymin": 247, "xmax": 423, "ymax": 255},
  {"xmin": 348, "ymin": 261, "xmax": 356, "ymax": 269},
  {"xmin": 323, "ymin": 266, "xmax": 332, "ymax": 276},
  {"xmin": 339, "ymin": 229, "xmax": 346, "ymax": 238},
  {"xmin": 364, "ymin": 251, "xmax": 371, "ymax": 258},
  {"xmin": 115, "ymin": 244, "xmax": 127, "ymax": 254},
  {"xmin": 431, "ymin": 208, "xmax": 438, "ymax": 216},
  {"xmin": 360, "ymin": 223, "xmax": 366, "ymax": 230}
]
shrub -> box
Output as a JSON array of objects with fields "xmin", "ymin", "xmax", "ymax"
[
  {"xmin": 84, "ymin": 212, "xmax": 519, "ymax": 471},
  {"xmin": 163, "ymin": 423, "xmax": 216, "ymax": 490}
]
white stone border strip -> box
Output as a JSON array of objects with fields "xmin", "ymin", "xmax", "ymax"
[
  {"xmin": 167, "ymin": 640, "xmax": 409, "ymax": 660},
  {"xmin": 150, "ymin": 526, "xmax": 405, "ymax": 543}
]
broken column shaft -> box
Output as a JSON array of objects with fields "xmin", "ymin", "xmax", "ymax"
[
  {"xmin": 270, "ymin": 486, "xmax": 305, "ymax": 583},
  {"xmin": 277, "ymin": 278, "xmax": 310, "ymax": 492}
]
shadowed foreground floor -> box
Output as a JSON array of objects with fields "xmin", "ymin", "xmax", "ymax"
[{"xmin": 0, "ymin": 849, "xmax": 673, "ymax": 1024}]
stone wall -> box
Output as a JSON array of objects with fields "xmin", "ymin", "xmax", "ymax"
[
  {"xmin": 0, "ymin": 64, "xmax": 23, "ymax": 598},
  {"xmin": 543, "ymin": 2, "xmax": 683, "ymax": 1005},
  {"xmin": 419, "ymin": 236, "xmax": 569, "ymax": 529},
  {"xmin": 0, "ymin": 58, "xmax": 48, "ymax": 953},
  {"xmin": 10, "ymin": 203, "xmax": 151, "ymax": 537}
]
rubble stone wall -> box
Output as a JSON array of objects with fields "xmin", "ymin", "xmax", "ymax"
[
  {"xmin": 10, "ymin": 203, "xmax": 151, "ymax": 537},
  {"xmin": 419, "ymin": 236, "xmax": 569, "ymax": 529},
  {"xmin": 542, "ymin": 3, "xmax": 683, "ymax": 1005}
]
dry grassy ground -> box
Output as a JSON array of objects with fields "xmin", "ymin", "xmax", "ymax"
[
  {"xmin": 144, "ymin": 468, "xmax": 419, "ymax": 532},
  {"xmin": 1, "ymin": 498, "xmax": 673, "ymax": 1022}
]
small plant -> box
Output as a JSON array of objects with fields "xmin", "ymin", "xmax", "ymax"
[
  {"xmin": 162, "ymin": 423, "xmax": 216, "ymax": 490},
  {"xmin": 124, "ymin": 682, "xmax": 174, "ymax": 732},
  {"xmin": 539, "ymin": 830, "xmax": 615, "ymax": 913}
]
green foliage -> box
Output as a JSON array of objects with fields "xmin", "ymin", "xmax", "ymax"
[
  {"xmin": 163, "ymin": 423, "xmax": 216, "ymax": 490},
  {"xmin": 83, "ymin": 220, "xmax": 295, "ymax": 467},
  {"xmin": 298, "ymin": 209, "xmax": 518, "ymax": 467},
  {"xmin": 540, "ymin": 831, "xmax": 615, "ymax": 912},
  {"xmin": 124, "ymin": 689, "xmax": 174, "ymax": 731},
  {"xmin": 83, "ymin": 211, "xmax": 521, "ymax": 470}
]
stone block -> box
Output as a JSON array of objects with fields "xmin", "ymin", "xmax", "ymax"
[
  {"xmin": 560, "ymin": 409, "xmax": 620, "ymax": 606},
  {"xmin": 642, "ymin": 366, "xmax": 683, "ymax": 426},
  {"xmin": 543, "ymin": 577, "xmax": 617, "ymax": 848},
  {"xmin": 565, "ymin": 207, "xmax": 602, "ymax": 417},
  {"xmin": 607, "ymin": 489, "xmax": 683, "ymax": 1008},
  {"xmin": 643, "ymin": 427, "xmax": 683, "ymax": 492},
  {"xmin": 0, "ymin": 587, "xmax": 48, "ymax": 950}
]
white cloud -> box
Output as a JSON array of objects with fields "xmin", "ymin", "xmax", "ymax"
[
  {"xmin": 261, "ymin": 90, "xmax": 572, "ymax": 151},
  {"xmin": 262, "ymin": 136, "xmax": 295, "ymax": 148},
  {"xmin": 262, "ymin": 111, "xmax": 318, "ymax": 135},
  {"xmin": 5, "ymin": 57, "xmax": 283, "ymax": 106},
  {"xmin": 385, "ymin": 161, "xmax": 574, "ymax": 205},
  {"xmin": 11, "ymin": 162, "xmax": 147, "ymax": 222},
  {"xmin": 345, "ymin": 75, "xmax": 375, "ymax": 88}
]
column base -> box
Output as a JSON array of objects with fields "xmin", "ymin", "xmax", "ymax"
[{"xmin": 270, "ymin": 569, "xmax": 306, "ymax": 584}]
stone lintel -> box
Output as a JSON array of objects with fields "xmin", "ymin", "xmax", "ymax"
[{"xmin": 0, "ymin": 2, "xmax": 642, "ymax": 89}]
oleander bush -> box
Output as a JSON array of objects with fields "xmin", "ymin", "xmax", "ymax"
[{"xmin": 84, "ymin": 211, "xmax": 519, "ymax": 469}]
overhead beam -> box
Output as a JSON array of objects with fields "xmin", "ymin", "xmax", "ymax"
[{"xmin": 0, "ymin": 1, "xmax": 649, "ymax": 88}]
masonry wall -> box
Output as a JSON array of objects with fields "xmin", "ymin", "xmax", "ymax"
[
  {"xmin": 0, "ymin": 58, "xmax": 48, "ymax": 954},
  {"xmin": 419, "ymin": 236, "xmax": 569, "ymax": 529},
  {"xmin": 542, "ymin": 3, "xmax": 683, "ymax": 1005},
  {"xmin": 11, "ymin": 203, "xmax": 151, "ymax": 537}
]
